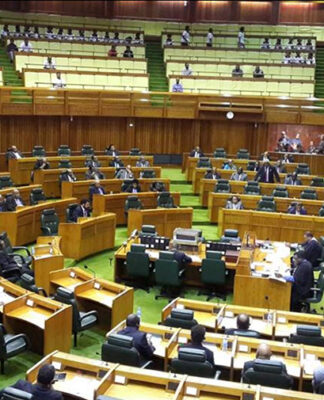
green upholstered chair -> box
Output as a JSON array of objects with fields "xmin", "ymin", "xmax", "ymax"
[
  {"xmin": 198, "ymin": 251, "xmax": 226, "ymax": 301},
  {"xmin": 40, "ymin": 208, "xmax": 59, "ymax": 236},
  {"xmin": 154, "ymin": 251, "xmax": 184, "ymax": 300},
  {"xmin": 157, "ymin": 192, "xmax": 176, "ymax": 208}
]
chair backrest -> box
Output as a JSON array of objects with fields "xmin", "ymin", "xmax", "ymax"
[
  {"xmin": 0, "ymin": 232, "xmax": 13, "ymax": 253},
  {"xmin": 319, "ymin": 207, "xmax": 324, "ymax": 217},
  {"xmin": 163, "ymin": 308, "xmax": 198, "ymax": 329},
  {"xmin": 157, "ymin": 192, "xmax": 175, "ymax": 208},
  {"xmin": 140, "ymin": 225, "xmax": 156, "ymax": 236},
  {"xmin": 155, "ymin": 251, "xmax": 182, "ymax": 287},
  {"xmin": 41, "ymin": 208, "xmax": 59, "ymax": 235},
  {"xmin": 237, "ymin": 149, "xmax": 250, "ymax": 159},
  {"xmin": 0, "ymin": 176, "xmax": 14, "ymax": 189},
  {"xmin": 101, "ymin": 334, "xmax": 141, "ymax": 366},
  {"xmin": 66, "ymin": 203, "xmax": 79, "ymax": 222},
  {"xmin": 54, "ymin": 287, "xmax": 80, "ymax": 332},
  {"xmin": 57, "ymin": 145, "xmax": 71, "ymax": 156},
  {"xmin": 272, "ymin": 187, "xmax": 288, "ymax": 198},
  {"xmin": 197, "ymin": 157, "xmax": 211, "ymax": 168},
  {"xmin": 223, "ymin": 229, "xmax": 239, "ymax": 239},
  {"xmin": 126, "ymin": 244, "xmax": 150, "ymax": 277},
  {"xmin": 228, "ymin": 329, "xmax": 261, "ymax": 338},
  {"xmin": 81, "ymin": 145, "xmax": 94, "ymax": 155},
  {"xmin": 296, "ymin": 163, "xmax": 310, "ymax": 175},
  {"xmin": 129, "ymin": 148, "xmax": 141, "ymax": 155},
  {"xmin": 214, "ymin": 148, "xmax": 226, "ymax": 158},
  {"xmin": 1, "ymin": 388, "xmax": 33, "ymax": 400},
  {"xmin": 311, "ymin": 177, "xmax": 324, "ymax": 187},
  {"xmin": 244, "ymin": 184, "xmax": 260, "ymax": 194},
  {"xmin": 141, "ymin": 169, "xmax": 155, "ymax": 178},
  {"xmin": 201, "ymin": 251, "xmax": 226, "ymax": 285},
  {"xmin": 243, "ymin": 359, "xmax": 292, "ymax": 389},
  {"xmin": 125, "ymin": 196, "xmax": 142, "ymax": 212},
  {"xmin": 30, "ymin": 188, "xmax": 46, "ymax": 205},
  {"xmin": 20, "ymin": 273, "xmax": 39, "ymax": 294},
  {"xmin": 246, "ymin": 161, "xmax": 256, "ymax": 171},
  {"xmin": 121, "ymin": 179, "xmax": 133, "ymax": 192},
  {"xmin": 301, "ymin": 190, "xmax": 318, "ymax": 200},
  {"xmin": 171, "ymin": 348, "xmax": 215, "ymax": 378},
  {"xmin": 32, "ymin": 145, "xmax": 45, "ymax": 157},
  {"xmin": 288, "ymin": 325, "xmax": 324, "ymax": 346},
  {"xmin": 215, "ymin": 181, "xmax": 230, "ymax": 193},
  {"xmin": 257, "ymin": 197, "xmax": 276, "ymax": 212},
  {"xmin": 58, "ymin": 159, "xmax": 72, "ymax": 169}
]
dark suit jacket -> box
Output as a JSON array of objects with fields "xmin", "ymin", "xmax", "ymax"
[
  {"xmin": 7, "ymin": 150, "xmax": 23, "ymax": 159},
  {"xmin": 89, "ymin": 185, "xmax": 106, "ymax": 198},
  {"xmin": 189, "ymin": 150, "xmax": 204, "ymax": 157},
  {"xmin": 109, "ymin": 160, "xmax": 124, "ymax": 168},
  {"xmin": 204, "ymin": 172, "xmax": 220, "ymax": 180},
  {"xmin": 34, "ymin": 160, "xmax": 50, "ymax": 170},
  {"xmin": 72, "ymin": 205, "xmax": 90, "ymax": 222},
  {"xmin": 173, "ymin": 251, "xmax": 192, "ymax": 268},
  {"xmin": 242, "ymin": 359, "xmax": 292, "ymax": 386},
  {"xmin": 85, "ymin": 171, "xmax": 105, "ymax": 180},
  {"xmin": 302, "ymin": 239, "xmax": 322, "ymax": 267},
  {"xmin": 0, "ymin": 380, "xmax": 62, "ymax": 400},
  {"xmin": 292, "ymin": 259, "xmax": 314, "ymax": 300},
  {"xmin": 126, "ymin": 186, "xmax": 141, "ymax": 193},
  {"xmin": 181, "ymin": 342, "xmax": 215, "ymax": 367},
  {"xmin": 118, "ymin": 326, "xmax": 154, "ymax": 359},
  {"xmin": 5, "ymin": 196, "xmax": 24, "ymax": 211},
  {"xmin": 60, "ymin": 172, "xmax": 76, "ymax": 182},
  {"xmin": 254, "ymin": 165, "xmax": 280, "ymax": 183}
]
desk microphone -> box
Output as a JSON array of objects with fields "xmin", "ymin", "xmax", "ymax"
[
  {"xmin": 130, "ymin": 229, "xmax": 138, "ymax": 239},
  {"xmin": 83, "ymin": 265, "xmax": 96, "ymax": 278}
]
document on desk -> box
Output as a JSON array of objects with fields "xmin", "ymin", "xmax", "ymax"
[
  {"xmin": 66, "ymin": 376, "xmax": 98, "ymax": 400},
  {"xmin": 0, "ymin": 291, "xmax": 15, "ymax": 305},
  {"xmin": 204, "ymin": 343, "xmax": 231, "ymax": 367}
]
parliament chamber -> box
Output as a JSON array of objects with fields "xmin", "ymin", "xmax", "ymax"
[{"xmin": 2, "ymin": 1, "xmax": 324, "ymax": 399}]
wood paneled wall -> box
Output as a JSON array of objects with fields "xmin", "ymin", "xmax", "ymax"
[
  {"xmin": 3, "ymin": 1, "xmax": 324, "ymax": 25},
  {"xmin": 0, "ymin": 116, "xmax": 263, "ymax": 155}
]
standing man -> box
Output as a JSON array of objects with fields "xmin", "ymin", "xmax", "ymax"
[
  {"xmin": 181, "ymin": 25, "xmax": 190, "ymax": 46},
  {"xmin": 254, "ymin": 161, "xmax": 280, "ymax": 183},
  {"xmin": 300, "ymin": 231, "xmax": 322, "ymax": 268}
]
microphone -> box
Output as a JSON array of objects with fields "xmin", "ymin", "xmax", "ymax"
[
  {"xmin": 83, "ymin": 265, "xmax": 96, "ymax": 278},
  {"xmin": 130, "ymin": 229, "xmax": 138, "ymax": 239}
]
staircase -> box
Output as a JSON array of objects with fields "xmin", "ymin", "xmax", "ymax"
[
  {"xmin": 145, "ymin": 41, "xmax": 168, "ymax": 92},
  {"xmin": 315, "ymin": 48, "xmax": 324, "ymax": 98},
  {"xmin": 0, "ymin": 46, "xmax": 23, "ymax": 87}
]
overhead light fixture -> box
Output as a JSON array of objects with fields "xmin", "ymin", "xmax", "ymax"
[
  {"xmin": 184, "ymin": 1, "xmax": 188, "ymax": 6},
  {"xmin": 226, "ymin": 111, "xmax": 234, "ymax": 119}
]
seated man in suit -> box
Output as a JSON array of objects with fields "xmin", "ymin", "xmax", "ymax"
[
  {"xmin": 150, "ymin": 181, "xmax": 166, "ymax": 192},
  {"xmin": 6, "ymin": 145, "xmax": 23, "ymax": 159},
  {"xmin": 125, "ymin": 180, "xmax": 141, "ymax": 193},
  {"xmin": 313, "ymin": 365, "xmax": 324, "ymax": 393},
  {"xmin": 106, "ymin": 144, "xmax": 119, "ymax": 157},
  {"xmin": 254, "ymin": 161, "xmax": 280, "ymax": 184},
  {"xmin": 172, "ymin": 247, "xmax": 192, "ymax": 268},
  {"xmin": 300, "ymin": 231, "xmax": 322, "ymax": 268},
  {"xmin": 204, "ymin": 167, "xmax": 221, "ymax": 180},
  {"xmin": 225, "ymin": 313, "xmax": 260, "ymax": 337},
  {"xmin": 136, "ymin": 156, "xmax": 150, "ymax": 167},
  {"xmin": 0, "ymin": 363, "xmax": 62, "ymax": 400},
  {"xmin": 85, "ymin": 155, "xmax": 101, "ymax": 168},
  {"xmin": 287, "ymin": 202, "xmax": 307, "ymax": 215},
  {"xmin": 109, "ymin": 156, "xmax": 124, "ymax": 168},
  {"xmin": 0, "ymin": 195, "xmax": 7, "ymax": 212},
  {"xmin": 181, "ymin": 324, "xmax": 215, "ymax": 367},
  {"xmin": 34, "ymin": 157, "xmax": 50, "ymax": 170},
  {"xmin": 72, "ymin": 198, "xmax": 91, "ymax": 222},
  {"xmin": 6, "ymin": 189, "xmax": 25, "ymax": 211},
  {"xmin": 85, "ymin": 166, "xmax": 105, "ymax": 180},
  {"xmin": 243, "ymin": 343, "xmax": 293, "ymax": 385},
  {"xmin": 274, "ymin": 160, "xmax": 287, "ymax": 174},
  {"xmin": 226, "ymin": 195, "xmax": 243, "ymax": 210},
  {"xmin": 118, "ymin": 314, "xmax": 155, "ymax": 360},
  {"xmin": 230, "ymin": 167, "xmax": 247, "ymax": 181},
  {"xmin": 60, "ymin": 169, "xmax": 76, "ymax": 183},
  {"xmin": 89, "ymin": 180, "xmax": 106, "ymax": 200},
  {"xmin": 222, "ymin": 159, "xmax": 237, "ymax": 170},
  {"xmin": 284, "ymin": 172, "xmax": 301, "ymax": 186},
  {"xmin": 190, "ymin": 146, "xmax": 204, "ymax": 158},
  {"xmin": 115, "ymin": 165, "xmax": 134, "ymax": 180}
]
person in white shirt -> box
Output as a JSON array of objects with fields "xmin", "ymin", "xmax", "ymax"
[
  {"xmin": 305, "ymin": 53, "xmax": 315, "ymax": 65},
  {"xmin": 282, "ymin": 51, "xmax": 292, "ymax": 64},
  {"xmin": 293, "ymin": 51, "xmax": 303, "ymax": 64},
  {"xmin": 52, "ymin": 72, "xmax": 66, "ymax": 89},
  {"xmin": 45, "ymin": 26, "xmax": 54, "ymax": 39},
  {"xmin": 305, "ymin": 39, "xmax": 313, "ymax": 51},
  {"xmin": 182, "ymin": 63, "xmax": 193, "ymax": 76},
  {"xmin": 260, "ymin": 38, "xmax": 270, "ymax": 50},
  {"xmin": 206, "ymin": 28, "xmax": 214, "ymax": 47},
  {"xmin": 165, "ymin": 33, "xmax": 173, "ymax": 46},
  {"xmin": 1, "ymin": 24, "xmax": 9, "ymax": 38},
  {"xmin": 20, "ymin": 38, "xmax": 33, "ymax": 52},
  {"xmin": 64, "ymin": 28, "xmax": 74, "ymax": 40},
  {"xmin": 285, "ymin": 38, "xmax": 294, "ymax": 50},
  {"xmin": 181, "ymin": 25, "xmax": 190, "ymax": 46},
  {"xmin": 295, "ymin": 38, "xmax": 303, "ymax": 51},
  {"xmin": 44, "ymin": 57, "xmax": 56, "ymax": 70},
  {"xmin": 133, "ymin": 32, "xmax": 143, "ymax": 45},
  {"xmin": 237, "ymin": 26, "xmax": 245, "ymax": 48},
  {"xmin": 274, "ymin": 38, "xmax": 282, "ymax": 50}
]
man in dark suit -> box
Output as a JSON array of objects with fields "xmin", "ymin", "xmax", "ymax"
[
  {"xmin": 281, "ymin": 250, "xmax": 314, "ymax": 312},
  {"xmin": 125, "ymin": 180, "xmax": 141, "ymax": 193},
  {"xmin": 60, "ymin": 169, "xmax": 76, "ymax": 183},
  {"xmin": 225, "ymin": 313, "xmax": 260, "ymax": 337},
  {"xmin": 150, "ymin": 181, "xmax": 166, "ymax": 192},
  {"xmin": 0, "ymin": 195, "xmax": 7, "ymax": 212},
  {"xmin": 85, "ymin": 155, "xmax": 101, "ymax": 168},
  {"xmin": 254, "ymin": 161, "xmax": 280, "ymax": 183},
  {"xmin": 109, "ymin": 157, "xmax": 124, "ymax": 168},
  {"xmin": 34, "ymin": 157, "xmax": 50, "ymax": 170},
  {"xmin": 106, "ymin": 144, "xmax": 119, "ymax": 157},
  {"xmin": 85, "ymin": 166, "xmax": 105, "ymax": 180},
  {"xmin": 72, "ymin": 199, "xmax": 91, "ymax": 222},
  {"xmin": 6, "ymin": 189, "xmax": 25, "ymax": 211},
  {"xmin": 204, "ymin": 167, "xmax": 221, "ymax": 180},
  {"xmin": 118, "ymin": 314, "xmax": 155, "ymax": 360},
  {"xmin": 181, "ymin": 324, "xmax": 215, "ymax": 367},
  {"xmin": 284, "ymin": 172, "xmax": 302, "ymax": 186},
  {"xmin": 89, "ymin": 180, "xmax": 106, "ymax": 200},
  {"xmin": 172, "ymin": 248, "xmax": 192, "ymax": 268},
  {"xmin": 6, "ymin": 145, "xmax": 23, "ymax": 160},
  {"xmin": 190, "ymin": 146, "xmax": 204, "ymax": 158},
  {"xmin": 300, "ymin": 231, "xmax": 322, "ymax": 268},
  {"xmin": 136, "ymin": 156, "xmax": 150, "ymax": 167},
  {"xmin": 0, "ymin": 364, "xmax": 62, "ymax": 400}
]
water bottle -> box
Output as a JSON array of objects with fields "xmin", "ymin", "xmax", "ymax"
[
  {"xmin": 222, "ymin": 336, "xmax": 228, "ymax": 352},
  {"xmin": 137, "ymin": 306, "xmax": 142, "ymax": 320},
  {"xmin": 267, "ymin": 312, "xmax": 273, "ymax": 324}
]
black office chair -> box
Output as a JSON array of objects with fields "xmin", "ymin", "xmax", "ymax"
[
  {"xmin": 101, "ymin": 334, "xmax": 152, "ymax": 368},
  {"xmin": 157, "ymin": 192, "xmax": 176, "ymax": 208},
  {"xmin": 242, "ymin": 359, "xmax": 293, "ymax": 389},
  {"xmin": 154, "ymin": 251, "xmax": 185, "ymax": 300},
  {"xmin": 244, "ymin": 181, "xmax": 260, "ymax": 195},
  {"xmin": 58, "ymin": 159, "xmax": 72, "ymax": 169},
  {"xmin": 300, "ymin": 189, "xmax": 318, "ymax": 200},
  {"xmin": 213, "ymin": 148, "xmax": 226, "ymax": 159},
  {"xmin": 199, "ymin": 251, "xmax": 226, "ymax": 301},
  {"xmin": 0, "ymin": 232, "xmax": 32, "ymax": 268},
  {"xmin": 29, "ymin": 188, "xmax": 46, "ymax": 205},
  {"xmin": 125, "ymin": 196, "xmax": 142, "ymax": 214},
  {"xmin": 170, "ymin": 348, "xmax": 219, "ymax": 379},
  {"xmin": 214, "ymin": 179, "xmax": 230, "ymax": 193},
  {"xmin": 40, "ymin": 208, "xmax": 59, "ymax": 236},
  {"xmin": 246, "ymin": 161, "xmax": 257, "ymax": 171},
  {"xmin": 57, "ymin": 145, "xmax": 71, "ymax": 156},
  {"xmin": 162, "ymin": 308, "xmax": 198, "ymax": 329},
  {"xmin": 125, "ymin": 244, "xmax": 151, "ymax": 292},
  {"xmin": 0, "ymin": 324, "xmax": 30, "ymax": 374},
  {"xmin": 319, "ymin": 206, "xmax": 324, "ymax": 217},
  {"xmin": 121, "ymin": 179, "xmax": 133, "ymax": 192},
  {"xmin": 237, "ymin": 149, "xmax": 250, "ymax": 159},
  {"xmin": 221, "ymin": 229, "xmax": 240, "ymax": 242},
  {"xmin": 140, "ymin": 170, "xmax": 155, "ymax": 179},
  {"xmin": 295, "ymin": 163, "xmax": 310, "ymax": 175},
  {"xmin": 0, "ymin": 387, "xmax": 33, "ymax": 399},
  {"xmin": 139, "ymin": 225, "xmax": 157, "ymax": 237},
  {"xmin": 0, "ymin": 176, "xmax": 14, "ymax": 189},
  {"xmin": 66, "ymin": 203, "xmax": 79, "ymax": 222},
  {"xmin": 54, "ymin": 287, "xmax": 99, "ymax": 347},
  {"xmin": 81, "ymin": 145, "xmax": 94, "ymax": 156},
  {"xmin": 256, "ymin": 196, "xmax": 276, "ymax": 212},
  {"xmin": 288, "ymin": 325, "xmax": 324, "ymax": 347},
  {"xmin": 20, "ymin": 273, "xmax": 47, "ymax": 297},
  {"xmin": 311, "ymin": 177, "xmax": 324, "ymax": 187},
  {"xmin": 129, "ymin": 148, "xmax": 141, "ymax": 156},
  {"xmin": 272, "ymin": 186, "xmax": 288, "ymax": 198},
  {"xmin": 197, "ymin": 157, "xmax": 211, "ymax": 168},
  {"xmin": 32, "ymin": 145, "xmax": 45, "ymax": 157}
]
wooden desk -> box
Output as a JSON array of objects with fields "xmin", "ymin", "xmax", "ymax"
[
  {"xmin": 200, "ymin": 179, "xmax": 324, "ymax": 207},
  {"xmin": 127, "ymin": 207, "xmax": 193, "ymax": 237},
  {"xmin": 32, "ymin": 236, "xmax": 64, "ymax": 295},
  {"xmin": 92, "ymin": 192, "xmax": 181, "ymax": 225},
  {"xmin": 208, "ymin": 192, "xmax": 324, "ymax": 223},
  {"xmin": 62, "ymin": 178, "xmax": 170, "ymax": 201},
  {"xmin": 58, "ymin": 213, "xmax": 116, "ymax": 260},
  {"xmin": 9, "ymin": 155, "xmax": 154, "ymax": 186},
  {"xmin": 218, "ymin": 208, "xmax": 324, "ymax": 243},
  {"xmin": 49, "ymin": 267, "xmax": 93, "ymax": 294},
  {"xmin": 0, "ymin": 197, "xmax": 77, "ymax": 245},
  {"xmin": 270, "ymin": 151, "xmax": 324, "ymax": 176},
  {"xmin": 0, "ymin": 184, "xmax": 42, "ymax": 204},
  {"xmin": 3, "ymin": 293, "xmax": 72, "ymax": 354},
  {"xmin": 0, "ymin": 278, "xmax": 29, "ymax": 314},
  {"xmin": 26, "ymin": 350, "xmax": 114, "ymax": 400}
]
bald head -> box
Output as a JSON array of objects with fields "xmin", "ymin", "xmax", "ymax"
[
  {"xmin": 236, "ymin": 313, "xmax": 250, "ymax": 330},
  {"xmin": 256, "ymin": 343, "xmax": 272, "ymax": 360},
  {"xmin": 126, "ymin": 313, "xmax": 140, "ymax": 328}
]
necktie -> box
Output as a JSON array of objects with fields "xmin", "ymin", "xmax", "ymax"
[{"xmin": 266, "ymin": 167, "xmax": 269, "ymax": 182}]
